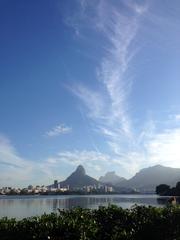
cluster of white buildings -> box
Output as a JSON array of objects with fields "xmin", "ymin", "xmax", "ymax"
[
  {"xmin": 0, "ymin": 187, "xmax": 20, "ymax": 195},
  {"xmin": 49, "ymin": 180, "xmax": 114, "ymax": 193},
  {"xmin": 0, "ymin": 181, "xmax": 114, "ymax": 195},
  {"xmin": 82, "ymin": 184, "xmax": 113, "ymax": 193},
  {"xmin": 27, "ymin": 185, "xmax": 48, "ymax": 193},
  {"xmin": 0, "ymin": 186, "xmax": 48, "ymax": 195}
]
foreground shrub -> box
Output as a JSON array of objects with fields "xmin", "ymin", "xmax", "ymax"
[{"xmin": 0, "ymin": 205, "xmax": 180, "ymax": 240}]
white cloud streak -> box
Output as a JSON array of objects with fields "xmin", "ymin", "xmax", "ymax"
[
  {"xmin": 68, "ymin": 1, "xmax": 147, "ymax": 172},
  {"xmin": 72, "ymin": 1, "xmax": 142, "ymax": 137},
  {"xmin": 45, "ymin": 124, "xmax": 72, "ymax": 137}
]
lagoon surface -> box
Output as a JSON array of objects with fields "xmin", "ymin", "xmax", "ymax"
[{"xmin": 0, "ymin": 194, "xmax": 170, "ymax": 219}]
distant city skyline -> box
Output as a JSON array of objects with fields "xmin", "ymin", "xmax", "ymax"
[{"xmin": 0, "ymin": 0, "xmax": 180, "ymax": 187}]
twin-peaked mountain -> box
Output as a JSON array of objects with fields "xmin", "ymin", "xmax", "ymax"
[
  {"xmin": 59, "ymin": 165, "xmax": 99, "ymax": 189},
  {"xmin": 53, "ymin": 164, "xmax": 180, "ymax": 192}
]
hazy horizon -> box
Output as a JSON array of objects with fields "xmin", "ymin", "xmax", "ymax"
[{"xmin": 0, "ymin": 0, "xmax": 180, "ymax": 187}]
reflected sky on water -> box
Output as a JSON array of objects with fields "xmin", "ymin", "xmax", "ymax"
[{"xmin": 0, "ymin": 194, "xmax": 174, "ymax": 219}]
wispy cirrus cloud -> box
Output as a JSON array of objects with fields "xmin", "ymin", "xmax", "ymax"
[
  {"xmin": 71, "ymin": 1, "xmax": 142, "ymax": 136},
  {"xmin": 68, "ymin": 1, "xmax": 147, "ymax": 164},
  {"xmin": 45, "ymin": 124, "xmax": 72, "ymax": 137}
]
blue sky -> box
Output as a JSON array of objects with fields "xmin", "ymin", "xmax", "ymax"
[{"xmin": 0, "ymin": 0, "xmax": 180, "ymax": 187}]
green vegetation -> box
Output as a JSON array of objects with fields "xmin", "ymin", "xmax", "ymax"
[
  {"xmin": 156, "ymin": 181, "xmax": 180, "ymax": 196},
  {"xmin": 0, "ymin": 205, "xmax": 180, "ymax": 239}
]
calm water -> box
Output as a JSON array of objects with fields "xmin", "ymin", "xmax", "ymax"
[{"xmin": 0, "ymin": 194, "xmax": 170, "ymax": 219}]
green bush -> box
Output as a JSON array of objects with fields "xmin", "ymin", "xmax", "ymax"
[{"xmin": 0, "ymin": 205, "xmax": 180, "ymax": 240}]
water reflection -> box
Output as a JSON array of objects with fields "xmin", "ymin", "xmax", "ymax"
[
  {"xmin": 0, "ymin": 194, "xmax": 173, "ymax": 219},
  {"xmin": 156, "ymin": 196, "xmax": 180, "ymax": 205}
]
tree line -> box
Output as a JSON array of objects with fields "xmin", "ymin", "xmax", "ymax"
[{"xmin": 156, "ymin": 181, "xmax": 180, "ymax": 196}]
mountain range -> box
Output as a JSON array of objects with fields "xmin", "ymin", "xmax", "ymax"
[
  {"xmin": 55, "ymin": 164, "xmax": 180, "ymax": 192},
  {"xmin": 117, "ymin": 165, "xmax": 180, "ymax": 192}
]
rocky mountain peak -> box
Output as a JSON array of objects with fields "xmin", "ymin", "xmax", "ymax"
[{"xmin": 75, "ymin": 165, "xmax": 86, "ymax": 176}]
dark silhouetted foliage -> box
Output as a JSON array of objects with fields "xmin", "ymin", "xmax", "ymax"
[
  {"xmin": 156, "ymin": 184, "xmax": 170, "ymax": 195},
  {"xmin": 156, "ymin": 181, "xmax": 180, "ymax": 196},
  {"xmin": 0, "ymin": 205, "xmax": 180, "ymax": 240}
]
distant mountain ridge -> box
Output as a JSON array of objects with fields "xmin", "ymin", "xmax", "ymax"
[
  {"xmin": 117, "ymin": 165, "xmax": 180, "ymax": 192},
  {"xmin": 59, "ymin": 165, "xmax": 99, "ymax": 189}
]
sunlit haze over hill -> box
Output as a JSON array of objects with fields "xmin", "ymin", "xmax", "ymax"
[{"xmin": 0, "ymin": 0, "xmax": 180, "ymax": 187}]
